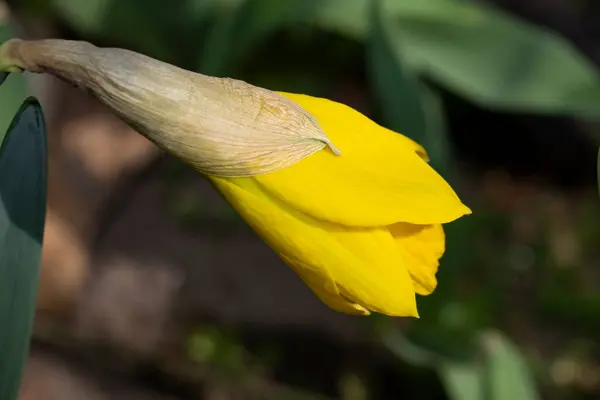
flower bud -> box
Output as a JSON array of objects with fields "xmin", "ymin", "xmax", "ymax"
[{"xmin": 0, "ymin": 39, "xmax": 340, "ymax": 177}]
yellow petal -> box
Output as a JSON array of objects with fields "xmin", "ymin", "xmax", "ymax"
[
  {"xmin": 378, "ymin": 125, "xmax": 430, "ymax": 162},
  {"xmin": 390, "ymin": 223, "xmax": 445, "ymax": 295},
  {"xmin": 210, "ymin": 176, "xmax": 419, "ymax": 317},
  {"xmin": 251, "ymin": 92, "xmax": 470, "ymax": 227},
  {"xmin": 280, "ymin": 253, "xmax": 369, "ymax": 315}
]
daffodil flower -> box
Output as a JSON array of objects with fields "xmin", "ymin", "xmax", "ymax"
[{"xmin": 0, "ymin": 39, "xmax": 471, "ymax": 317}]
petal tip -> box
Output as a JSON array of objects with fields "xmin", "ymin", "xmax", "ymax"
[{"xmin": 372, "ymin": 298, "xmax": 420, "ymax": 318}]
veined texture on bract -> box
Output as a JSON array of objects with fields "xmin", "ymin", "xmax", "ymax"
[{"xmin": 0, "ymin": 39, "xmax": 340, "ymax": 177}]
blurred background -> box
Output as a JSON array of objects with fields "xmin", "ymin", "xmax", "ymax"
[{"xmin": 1, "ymin": 0, "xmax": 600, "ymax": 398}]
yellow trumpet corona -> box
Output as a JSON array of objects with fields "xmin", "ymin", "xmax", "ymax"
[{"xmin": 0, "ymin": 39, "xmax": 471, "ymax": 316}]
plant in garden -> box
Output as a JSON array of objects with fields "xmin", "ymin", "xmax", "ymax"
[{"xmin": 4, "ymin": 0, "xmax": 600, "ymax": 398}]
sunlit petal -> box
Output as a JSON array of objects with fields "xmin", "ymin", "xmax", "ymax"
[
  {"xmin": 211, "ymin": 176, "xmax": 419, "ymax": 316},
  {"xmin": 390, "ymin": 223, "xmax": 445, "ymax": 295},
  {"xmin": 252, "ymin": 93, "xmax": 471, "ymax": 227}
]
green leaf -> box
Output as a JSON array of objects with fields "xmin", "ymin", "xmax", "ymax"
[
  {"xmin": 383, "ymin": 330, "xmax": 484, "ymax": 399},
  {"xmin": 51, "ymin": 0, "xmax": 214, "ymax": 65},
  {"xmin": 381, "ymin": 329, "xmax": 439, "ymax": 367},
  {"xmin": 199, "ymin": 0, "xmax": 321, "ymax": 76},
  {"xmin": 383, "ymin": 328, "xmax": 539, "ymax": 400},
  {"xmin": 385, "ymin": 0, "xmax": 600, "ymax": 117},
  {"xmin": 318, "ymin": 0, "xmax": 600, "ymax": 117},
  {"xmin": 197, "ymin": 0, "xmax": 245, "ymax": 76},
  {"xmin": 314, "ymin": 0, "xmax": 368, "ymax": 40},
  {"xmin": 235, "ymin": 0, "xmax": 321, "ymax": 44},
  {"xmin": 53, "ymin": 0, "xmax": 174, "ymax": 60},
  {"xmin": 368, "ymin": 0, "xmax": 427, "ymax": 142},
  {"xmin": 437, "ymin": 331, "xmax": 539, "ymax": 400},
  {"xmin": 50, "ymin": 0, "xmax": 110, "ymax": 33},
  {"xmin": 368, "ymin": 0, "xmax": 450, "ymax": 171},
  {"xmin": 0, "ymin": 98, "xmax": 47, "ymax": 400},
  {"xmin": 439, "ymin": 360, "xmax": 483, "ymax": 400},
  {"xmin": 482, "ymin": 332, "xmax": 539, "ymax": 400},
  {"xmin": 0, "ymin": 25, "xmax": 29, "ymax": 142}
]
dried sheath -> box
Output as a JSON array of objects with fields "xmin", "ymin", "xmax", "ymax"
[{"xmin": 0, "ymin": 39, "xmax": 340, "ymax": 177}]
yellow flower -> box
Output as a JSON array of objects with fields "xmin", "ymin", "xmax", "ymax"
[
  {"xmin": 0, "ymin": 39, "xmax": 471, "ymax": 317},
  {"xmin": 211, "ymin": 93, "xmax": 471, "ymax": 317}
]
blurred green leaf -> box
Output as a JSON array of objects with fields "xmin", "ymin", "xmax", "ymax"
[
  {"xmin": 235, "ymin": 0, "xmax": 320, "ymax": 46},
  {"xmin": 385, "ymin": 0, "xmax": 600, "ymax": 117},
  {"xmin": 314, "ymin": 0, "xmax": 368, "ymax": 40},
  {"xmin": 51, "ymin": 0, "xmax": 215, "ymax": 65},
  {"xmin": 482, "ymin": 332, "xmax": 539, "ymax": 400},
  {"xmin": 0, "ymin": 98, "xmax": 47, "ymax": 400},
  {"xmin": 383, "ymin": 328, "xmax": 539, "ymax": 400},
  {"xmin": 438, "ymin": 331, "xmax": 539, "ymax": 400},
  {"xmin": 51, "ymin": 0, "xmax": 110, "ymax": 33},
  {"xmin": 51, "ymin": 0, "xmax": 169, "ymax": 58},
  {"xmin": 319, "ymin": 0, "xmax": 600, "ymax": 117},
  {"xmin": 381, "ymin": 329, "xmax": 439, "ymax": 367},
  {"xmin": 368, "ymin": 0, "xmax": 426, "ymax": 142},
  {"xmin": 197, "ymin": 0, "xmax": 245, "ymax": 76},
  {"xmin": 0, "ymin": 25, "xmax": 29, "ymax": 141},
  {"xmin": 368, "ymin": 0, "xmax": 449, "ymax": 171},
  {"xmin": 199, "ymin": 0, "xmax": 320, "ymax": 76},
  {"xmin": 439, "ymin": 360, "xmax": 483, "ymax": 400}
]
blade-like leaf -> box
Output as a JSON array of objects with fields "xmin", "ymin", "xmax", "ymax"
[
  {"xmin": 385, "ymin": 0, "xmax": 600, "ymax": 117},
  {"xmin": 51, "ymin": 0, "xmax": 166, "ymax": 55},
  {"xmin": 0, "ymin": 24, "xmax": 29, "ymax": 142},
  {"xmin": 314, "ymin": 0, "xmax": 368, "ymax": 39},
  {"xmin": 368, "ymin": 0, "xmax": 426, "ymax": 141},
  {"xmin": 318, "ymin": 0, "xmax": 600, "ymax": 117},
  {"xmin": 0, "ymin": 98, "xmax": 47, "ymax": 400},
  {"xmin": 368, "ymin": 0, "xmax": 450, "ymax": 171},
  {"xmin": 51, "ymin": 0, "xmax": 212, "ymax": 65},
  {"xmin": 199, "ymin": 0, "xmax": 321, "ymax": 76},
  {"xmin": 482, "ymin": 332, "xmax": 539, "ymax": 400},
  {"xmin": 437, "ymin": 331, "xmax": 539, "ymax": 400},
  {"xmin": 383, "ymin": 328, "xmax": 539, "ymax": 400},
  {"xmin": 439, "ymin": 360, "xmax": 483, "ymax": 400}
]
